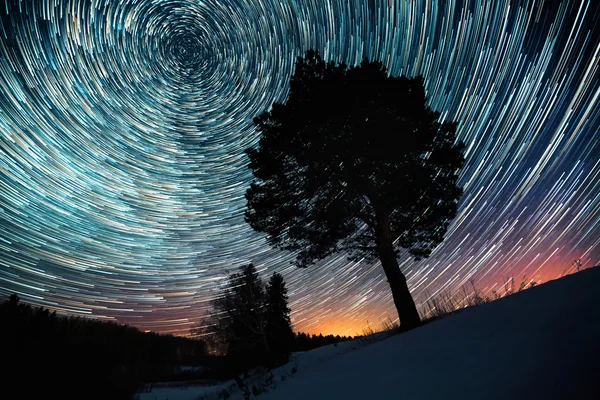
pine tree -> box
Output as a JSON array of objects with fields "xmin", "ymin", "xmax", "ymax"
[
  {"xmin": 212, "ymin": 264, "xmax": 268, "ymax": 369},
  {"xmin": 245, "ymin": 50, "xmax": 464, "ymax": 330},
  {"xmin": 206, "ymin": 267, "xmax": 296, "ymax": 370},
  {"xmin": 264, "ymin": 273, "xmax": 295, "ymax": 365}
]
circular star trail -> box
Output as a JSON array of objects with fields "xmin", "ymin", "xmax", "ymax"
[{"xmin": 0, "ymin": 0, "xmax": 599, "ymax": 335}]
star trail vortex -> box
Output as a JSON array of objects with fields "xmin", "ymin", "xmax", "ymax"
[{"xmin": 0, "ymin": 0, "xmax": 598, "ymax": 335}]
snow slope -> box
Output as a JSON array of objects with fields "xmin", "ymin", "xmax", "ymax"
[
  {"xmin": 261, "ymin": 268, "xmax": 600, "ymax": 399},
  {"xmin": 139, "ymin": 267, "xmax": 600, "ymax": 400}
]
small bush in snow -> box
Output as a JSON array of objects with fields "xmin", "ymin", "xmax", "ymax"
[
  {"xmin": 264, "ymin": 372, "xmax": 274, "ymax": 387},
  {"xmin": 252, "ymin": 384, "xmax": 262, "ymax": 396}
]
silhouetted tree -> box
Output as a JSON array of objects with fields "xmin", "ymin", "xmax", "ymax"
[
  {"xmin": 245, "ymin": 51, "xmax": 465, "ymax": 330},
  {"xmin": 203, "ymin": 267, "xmax": 296, "ymax": 371},
  {"xmin": 8, "ymin": 293, "xmax": 19, "ymax": 306},
  {"xmin": 212, "ymin": 264, "xmax": 268, "ymax": 370},
  {"xmin": 264, "ymin": 272, "xmax": 295, "ymax": 364}
]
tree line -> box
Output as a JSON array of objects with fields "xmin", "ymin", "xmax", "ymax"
[
  {"xmin": 1, "ymin": 294, "xmax": 207, "ymax": 400},
  {"xmin": 294, "ymin": 332, "xmax": 354, "ymax": 352},
  {"xmin": 1, "ymin": 267, "xmax": 351, "ymax": 399}
]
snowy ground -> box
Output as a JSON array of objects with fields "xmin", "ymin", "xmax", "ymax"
[{"xmin": 137, "ymin": 267, "xmax": 600, "ymax": 400}]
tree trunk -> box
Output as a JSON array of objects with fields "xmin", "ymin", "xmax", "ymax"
[{"xmin": 375, "ymin": 210, "xmax": 421, "ymax": 330}]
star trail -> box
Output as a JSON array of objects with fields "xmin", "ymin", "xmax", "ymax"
[{"xmin": 0, "ymin": 0, "xmax": 598, "ymax": 336}]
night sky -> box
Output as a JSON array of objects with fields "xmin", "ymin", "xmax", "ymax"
[{"xmin": 0, "ymin": 0, "xmax": 598, "ymax": 336}]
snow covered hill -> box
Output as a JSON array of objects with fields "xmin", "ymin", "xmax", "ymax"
[{"xmin": 139, "ymin": 267, "xmax": 600, "ymax": 400}]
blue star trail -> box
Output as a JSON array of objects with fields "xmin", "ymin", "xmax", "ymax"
[{"xmin": 0, "ymin": 0, "xmax": 598, "ymax": 335}]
